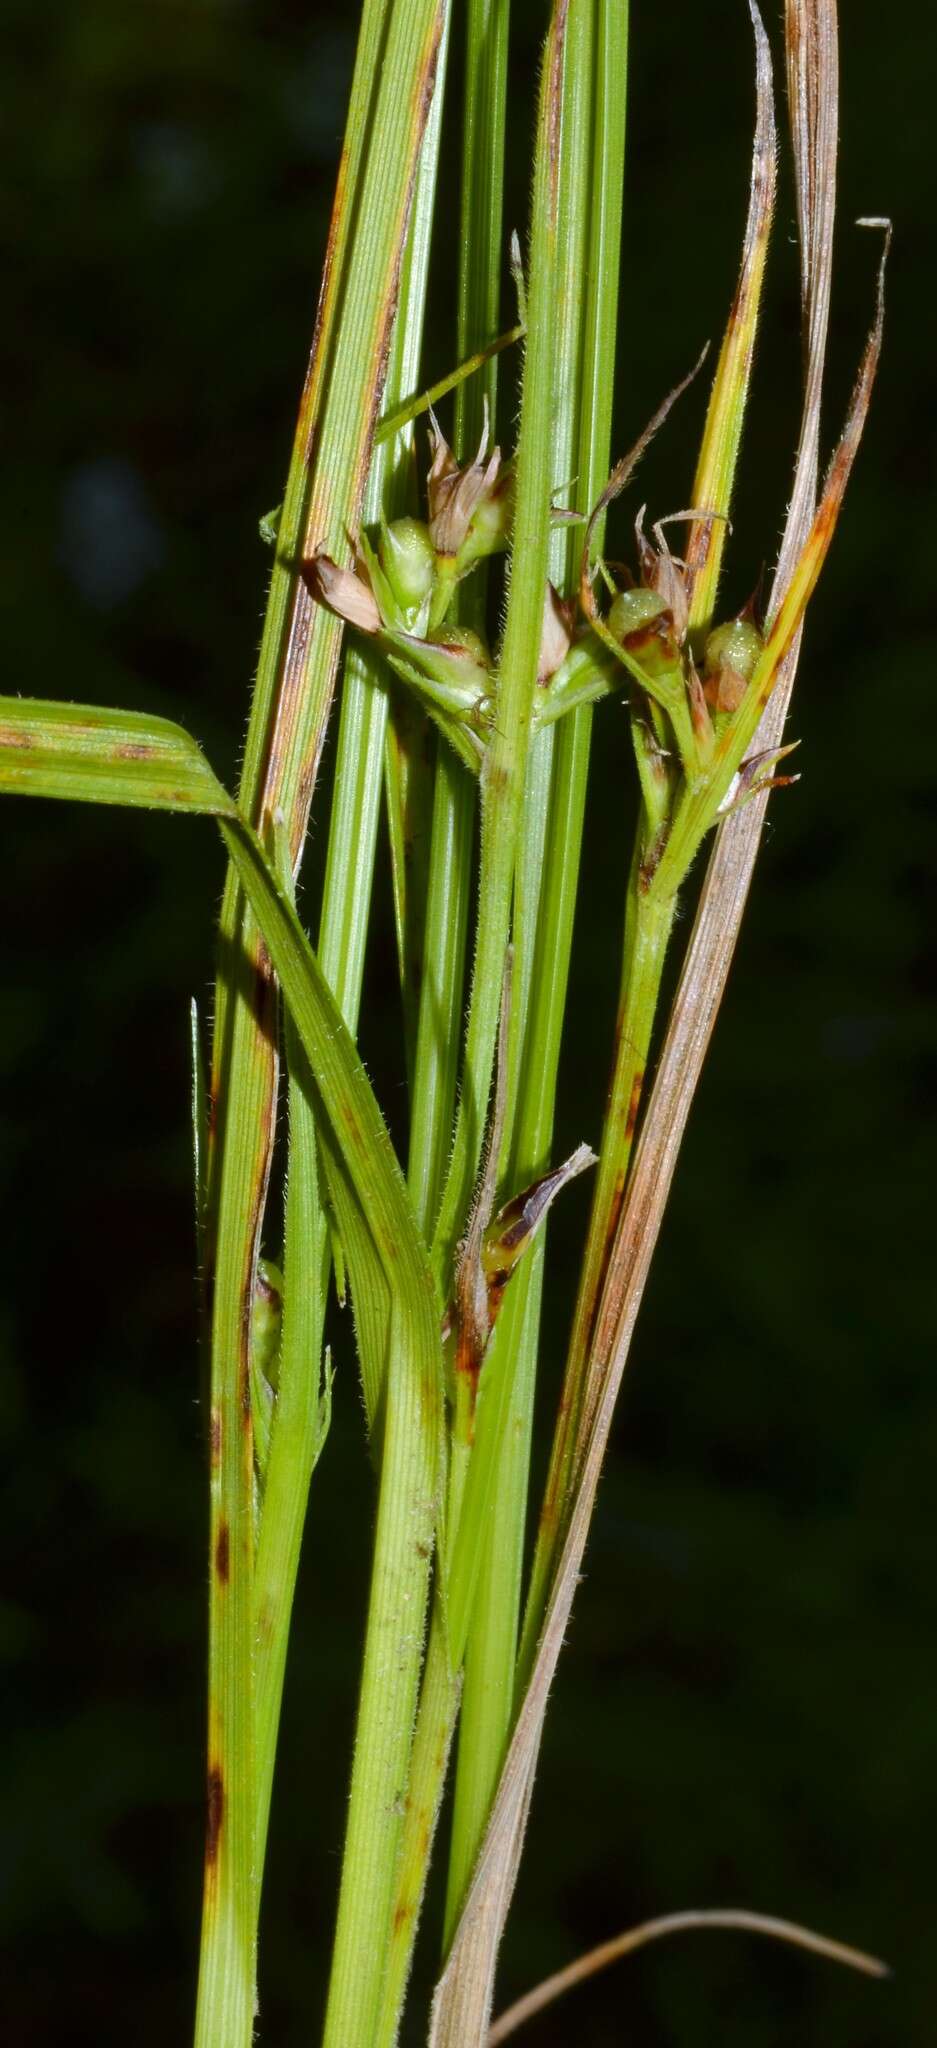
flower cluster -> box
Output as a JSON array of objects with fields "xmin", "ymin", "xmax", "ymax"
[{"xmin": 303, "ymin": 413, "xmax": 513, "ymax": 766}]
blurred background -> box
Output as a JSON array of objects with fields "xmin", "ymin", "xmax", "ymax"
[{"xmin": 2, "ymin": 1, "xmax": 934, "ymax": 2042}]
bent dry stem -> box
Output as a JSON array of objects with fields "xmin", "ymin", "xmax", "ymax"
[{"xmin": 0, "ymin": 0, "xmax": 890, "ymax": 2043}]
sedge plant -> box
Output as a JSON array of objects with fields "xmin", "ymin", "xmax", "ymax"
[{"xmin": 0, "ymin": 0, "xmax": 890, "ymax": 2040}]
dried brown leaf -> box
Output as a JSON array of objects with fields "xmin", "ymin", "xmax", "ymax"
[
  {"xmin": 686, "ymin": 0, "xmax": 777, "ymax": 629},
  {"xmin": 488, "ymin": 1908, "xmax": 888, "ymax": 2043}
]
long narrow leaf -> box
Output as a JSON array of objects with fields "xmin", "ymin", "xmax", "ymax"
[
  {"xmin": 0, "ymin": 690, "xmax": 448, "ymax": 2045},
  {"xmin": 198, "ymin": 2, "xmax": 447, "ymax": 2035},
  {"xmin": 0, "ymin": 699, "xmax": 233, "ymax": 814},
  {"xmin": 251, "ymin": 844, "xmax": 329, "ymax": 1886},
  {"xmin": 0, "ymin": 699, "xmax": 440, "ymax": 1407}
]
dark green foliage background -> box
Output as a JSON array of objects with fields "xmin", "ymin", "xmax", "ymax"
[{"xmin": 2, "ymin": 2, "xmax": 934, "ymax": 2042}]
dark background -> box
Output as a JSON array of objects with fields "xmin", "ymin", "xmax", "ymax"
[{"xmin": 2, "ymin": 1, "xmax": 934, "ymax": 2043}]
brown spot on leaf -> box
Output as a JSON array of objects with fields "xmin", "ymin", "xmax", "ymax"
[
  {"xmin": 296, "ymin": 754, "xmax": 316, "ymax": 825},
  {"xmin": 205, "ymin": 1765, "xmax": 224, "ymax": 1867},
  {"xmin": 538, "ymin": 1487, "xmax": 559, "ymax": 1535},
  {"xmin": 486, "ymin": 1267, "xmax": 511, "ymax": 1325},
  {"xmin": 0, "ymin": 726, "xmax": 36, "ymax": 749},
  {"xmin": 209, "ymin": 1407, "xmax": 222, "ymax": 1470},
  {"xmin": 546, "ymin": 0, "xmax": 571, "ymax": 217},
  {"xmin": 215, "ymin": 1521, "xmax": 230, "ymax": 1584},
  {"xmin": 413, "ymin": 4, "xmax": 442, "ymax": 129},
  {"xmin": 624, "ymin": 1065, "xmax": 645, "ymax": 1143},
  {"xmin": 115, "ymin": 740, "xmax": 156, "ymax": 761}
]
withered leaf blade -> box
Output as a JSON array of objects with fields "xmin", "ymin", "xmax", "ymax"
[
  {"xmin": 748, "ymin": 220, "xmax": 889, "ymax": 733},
  {"xmin": 488, "ymin": 1907, "xmax": 889, "ymax": 2044},
  {"xmin": 686, "ymin": 0, "xmax": 777, "ymax": 633},
  {"xmin": 773, "ymin": 0, "xmax": 840, "ymax": 608}
]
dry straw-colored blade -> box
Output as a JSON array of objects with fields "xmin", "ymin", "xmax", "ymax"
[
  {"xmin": 777, "ymin": 0, "xmax": 839, "ymax": 602},
  {"xmin": 685, "ymin": 0, "xmax": 777, "ymax": 634},
  {"xmin": 737, "ymin": 220, "xmax": 888, "ymax": 749},
  {"xmin": 487, "ymin": 1907, "xmax": 888, "ymax": 2043}
]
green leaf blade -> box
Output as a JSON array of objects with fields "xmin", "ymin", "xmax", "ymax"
[{"xmin": 0, "ymin": 698, "xmax": 234, "ymax": 816}]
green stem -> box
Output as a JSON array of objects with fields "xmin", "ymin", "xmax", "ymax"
[
  {"xmin": 252, "ymin": 995, "xmax": 326, "ymax": 1873},
  {"xmin": 406, "ymin": 0, "xmax": 510, "ymax": 1237},
  {"xmin": 313, "ymin": 27, "xmax": 457, "ymax": 2046},
  {"xmin": 195, "ymin": 0, "xmax": 446, "ymax": 2037},
  {"xmin": 445, "ymin": 0, "xmax": 628, "ymax": 1933},
  {"xmin": 374, "ymin": 1612, "xmax": 462, "ymax": 2043},
  {"xmin": 209, "ymin": 814, "xmax": 446, "ymax": 2048},
  {"xmin": 321, "ymin": 1308, "xmax": 437, "ymax": 2048},
  {"xmin": 429, "ymin": 0, "xmax": 568, "ymax": 1297},
  {"xmin": 443, "ymin": 1256, "xmax": 542, "ymax": 1937},
  {"xmin": 243, "ymin": 16, "xmax": 451, "ymax": 1953},
  {"xmin": 518, "ymin": 874, "xmax": 673, "ymax": 1686},
  {"xmin": 372, "ymin": 0, "xmax": 512, "ymax": 2029},
  {"xmin": 407, "ymin": 744, "xmax": 475, "ymax": 1237},
  {"xmin": 434, "ymin": 14, "xmax": 573, "ymax": 1915}
]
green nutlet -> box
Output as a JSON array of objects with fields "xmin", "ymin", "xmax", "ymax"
[
  {"xmin": 608, "ymin": 586, "xmax": 681, "ymax": 680},
  {"xmin": 379, "ymin": 516, "xmax": 437, "ymax": 621},
  {"xmin": 608, "ymin": 587, "xmax": 670, "ymax": 640},
  {"xmin": 703, "ymin": 615, "xmax": 764, "ymax": 714},
  {"xmin": 453, "ymin": 463, "xmax": 515, "ymax": 577}
]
